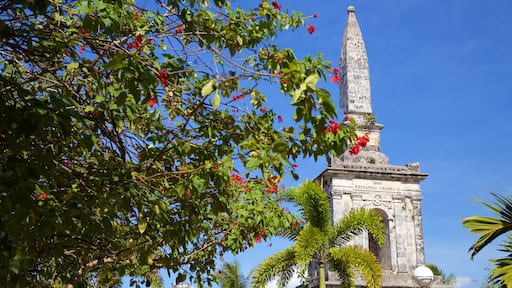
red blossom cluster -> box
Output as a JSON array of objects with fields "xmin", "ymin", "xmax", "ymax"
[
  {"xmin": 40, "ymin": 193, "xmax": 47, "ymax": 200},
  {"xmin": 148, "ymin": 98, "xmax": 158, "ymax": 107},
  {"xmin": 259, "ymin": 106, "xmax": 268, "ymax": 112},
  {"xmin": 276, "ymin": 70, "xmax": 288, "ymax": 85},
  {"xmin": 330, "ymin": 67, "xmax": 341, "ymax": 83},
  {"xmin": 232, "ymin": 93, "xmax": 244, "ymax": 101},
  {"xmin": 307, "ymin": 24, "xmax": 315, "ymax": 34},
  {"xmin": 255, "ymin": 227, "xmax": 266, "ymax": 243},
  {"xmin": 127, "ymin": 35, "xmax": 144, "ymax": 49},
  {"xmin": 231, "ymin": 173, "xmax": 247, "ymax": 186},
  {"xmin": 157, "ymin": 67, "xmax": 169, "ymax": 86},
  {"xmin": 266, "ymin": 185, "xmax": 277, "ymax": 194},
  {"xmin": 271, "ymin": 1, "xmax": 282, "ymax": 9},
  {"xmin": 323, "ymin": 119, "xmax": 341, "ymax": 136},
  {"xmin": 175, "ymin": 24, "xmax": 184, "ymax": 34},
  {"xmin": 313, "ymin": 13, "xmax": 318, "ymax": 18},
  {"xmin": 349, "ymin": 133, "xmax": 370, "ymax": 155},
  {"xmin": 344, "ymin": 114, "xmax": 352, "ymax": 122}
]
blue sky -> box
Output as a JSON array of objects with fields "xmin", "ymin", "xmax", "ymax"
[
  {"xmin": 211, "ymin": 1, "xmax": 512, "ymax": 288},
  {"xmin": 145, "ymin": 1, "xmax": 512, "ymax": 287}
]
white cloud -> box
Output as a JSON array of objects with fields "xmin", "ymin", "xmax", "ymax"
[
  {"xmin": 455, "ymin": 276, "xmax": 475, "ymax": 288},
  {"xmin": 266, "ymin": 274, "xmax": 302, "ymax": 288}
]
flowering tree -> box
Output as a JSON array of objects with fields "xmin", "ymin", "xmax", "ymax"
[{"xmin": 0, "ymin": 0, "xmax": 357, "ymax": 286}]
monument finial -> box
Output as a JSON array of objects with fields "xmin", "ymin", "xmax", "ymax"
[
  {"xmin": 339, "ymin": 5, "xmax": 371, "ymax": 119},
  {"xmin": 335, "ymin": 7, "xmax": 388, "ymax": 165}
]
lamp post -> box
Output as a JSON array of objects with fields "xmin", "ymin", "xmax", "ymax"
[{"xmin": 412, "ymin": 265, "xmax": 434, "ymax": 288}]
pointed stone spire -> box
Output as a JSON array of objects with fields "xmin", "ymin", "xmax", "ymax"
[
  {"xmin": 340, "ymin": 6, "xmax": 372, "ymax": 119},
  {"xmin": 332, "ymin": 6, "xmax": 389, "ymax": 166}
]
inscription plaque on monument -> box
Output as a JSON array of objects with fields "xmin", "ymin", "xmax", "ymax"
[{"xmin": 353, "ymin": 179, "xmax": 401, "ymax": 193}]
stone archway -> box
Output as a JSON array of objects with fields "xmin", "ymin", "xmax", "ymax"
[{"xmin": 368, "ymin": 208, "xmax": 391, "ymax": 269}]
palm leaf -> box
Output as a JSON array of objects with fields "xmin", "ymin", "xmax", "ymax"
[
  {"xmin": 215, "ymin": 261, "xmax": 251, "ymax": 288},
  {"xmin": 285, "ymin": 180, "xmax": 331, "ymax": 233},
  {"xmin": 463, "ymin": 193, "xmax": 512, "ymax": 258},
  {"xmin": 331, "ymin": 208, "xmax": 385, "ymax": 247},
  {"xmin": 294, "ymin": 225, "xmax": 328, "ymax": 266},
  {"xmin": 328, "ymin": 246, "xmax": 382, "ymax": 288},
  {"xmin": 252, "ymin": 246, "xmax": 297, "ymax": 288}
]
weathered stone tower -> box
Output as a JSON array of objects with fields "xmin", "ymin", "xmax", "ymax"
[{"xmin": 309, "ymin": 6, "xmax": 454, "ymax": 288}]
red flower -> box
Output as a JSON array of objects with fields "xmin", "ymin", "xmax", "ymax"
[
  {"xmin": 186, "ymin": 189, "xmax": 191, "ymax": 196},
  {"xmin": 277, "ymin": 70, "xmax": 283, "ymax": 77},
  {"xmin": 175, "ymin": 24, "xmax": 184, "ymax": 34},
  {"xmin": 281, "ymin": 78, "xmax": 288, "ymax": 85},
  {"xmin": 323, "ymin": 119, "xmax": 340, "ymax": 136},
  {"xmin": 292, "ymin": 163, "xmax": 298, "ymax": 169},
  {"xmin": 277, "ymin": 115, "xmax": 283, "ymax": 123},
  {"xmin": 266, "ymin": 185, "xmax": 278, "ymax": 194},
  {"xmin": 291, "ymin": 220, "xmax": 298, "ymax": 227},
  {"xmin": 148, "ymin": 98, "xmax": 158, "ymax": 107},
  {"xmin": 135, "ymin": 13, "xmax": 140, "ymax": 19},
  {"xmin": 330, "ymin": 67, "xmax": 341, "ymax": 83},
  {"xmin": 232, "ymin": 93, "xmax": 244, "ymax": 101},
  {"xmin": 307, "ymin": 25, "xmax": 315, "ymax": 34},
  {"xmin": 157, "ymin": 67, "xmax": 169, "ymax": 86},
  {"xmin": 349, "ymin": 144, "xmax": 361, "ymax": 155},
  {"xmin": 231, "ymin": 173, "xmax": 246, "ymax": 186},
  {"xmin": 127, "ymin": 35, "xmax": 144, "ymax": 49},
  {"xmin": 271, "ymin": 1, "xmax": 282, "ymax": 9},
  {"xmin": 313, "ymin": 13, "xmax": 318, "ymax": 18},
  {"xmin": 344, "ymin": 115, "xmax": 352, "ymax": 122},
  {"xmin": 40, "ymin": 193, "xmax": 47, "ymax": 200},
  {"xmin": 255, "ymin": 235, "xmax": 262, "ymax": 243},
  {"xmin": 260, "ymin": 106, "xmax": 268, "ymax": 112},
  {"xmin": 357, "ymin": 134, "xmax": 370, "ymax": 147}
]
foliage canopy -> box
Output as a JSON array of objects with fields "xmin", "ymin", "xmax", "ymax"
[{"xmin": 0, "ymin": 0, "xmax": 356, "ymax": 286}]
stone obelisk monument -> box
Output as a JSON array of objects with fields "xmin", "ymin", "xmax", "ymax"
[{"xmin": 307, "ymin": 6, "xmax": 454, "ymax": 288}]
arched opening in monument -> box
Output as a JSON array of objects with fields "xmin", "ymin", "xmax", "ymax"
[{"xmin": 369, "ymin": 208, "xmax": 391, "ymax": 269}]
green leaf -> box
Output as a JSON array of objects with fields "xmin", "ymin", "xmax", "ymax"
[
  {"xmin": 246, "ymin": 158, "xmax": 261, "ymax": 170},
  {"xmin": 138, "ymin": 219, "xmax": 147, "ymax": 234},
  {"xmin": 201, "ymin": 79, "xmax": 216, "ymax": 96},
  {"xmin": 67, "ymin": 62, "xmax": 79, "ymax": 71},
  {"xmin": 212, "ymin": 90, "xmax": 220, "ymax": 110},
  {"xmin": 304, "ymin": 73, "xmax": 319, "ymax": 90}
]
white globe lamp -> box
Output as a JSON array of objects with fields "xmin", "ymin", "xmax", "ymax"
[{"xmin": 412, "ymin": 265, "xmax": 434, "ymax": 287}]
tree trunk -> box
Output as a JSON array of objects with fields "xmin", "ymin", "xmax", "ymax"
[{"xmin": 319, "ymin": 261, "xmax": 326, "ymax": 288}]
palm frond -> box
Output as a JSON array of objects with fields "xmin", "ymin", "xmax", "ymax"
[
  {"xmin": 331, "ymin": 208, "xmax": 385, "ymax": 247},
  {"xmin": 486, "ymin": 235, "xmax": 512, "ymax": 286},
  {"xmin": 294, "ymin": 225, "xmax": 328, "ymax": 266},
  {"xmin": 285, "ymin": 181, "xmax": 331, "ymax": 233},
  {"xmin": 215, "ymin": 261, "xmax": 250, "ymax": 288},
  {"xmin": 252, "ymin": 246, "xmax": 297, "ymax": 288},
  {"xmin": 463, "ymin": 193, "xmax": 512, "ymax": 258},
  {"xmin": 328, "ymin": 246, "xmax": 382, "ymax": 288}
]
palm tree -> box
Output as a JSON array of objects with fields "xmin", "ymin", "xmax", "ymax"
[
  {"xmin": 252, "ymin": 180, "xmax": 385, "ymax": 288},
  {"xmin": 425, "ymin": 263, "xmax": 455, "ymax": 285},
  {"xmin": 214, "ymin": 261, "xmax": 252, "ymax": 288},
  {"xmin": 463, "ymin": 192, "xmax": 512, "ymax": 286}
]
